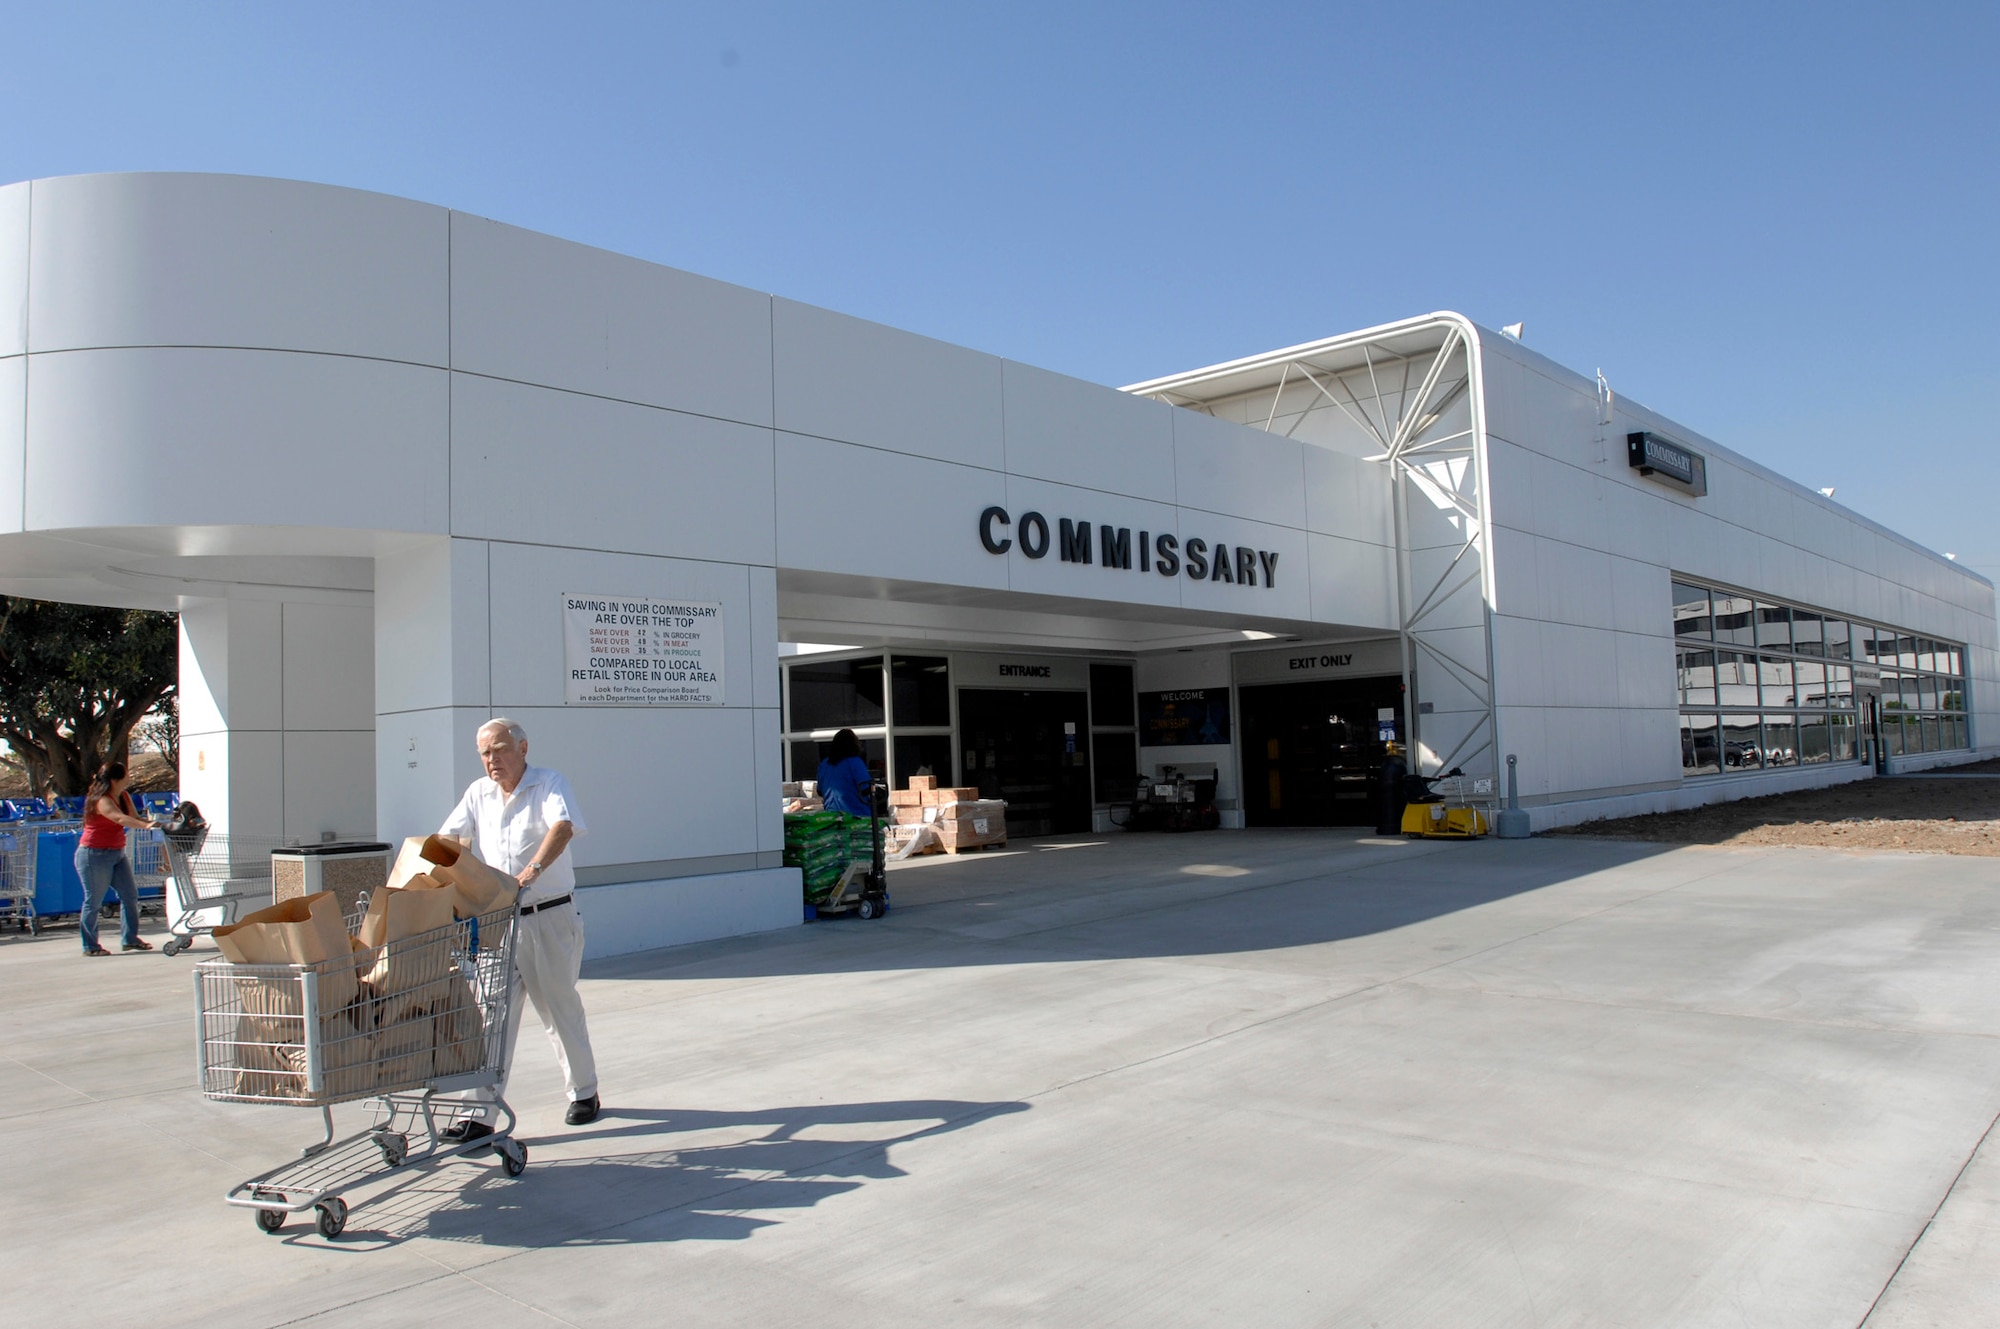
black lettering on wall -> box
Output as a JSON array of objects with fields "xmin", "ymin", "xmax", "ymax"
[
  {"xmin": 1059, "ymin": 518, "xmax": 1093, "ymax": 564},
  {"xmin": 1100, "ymin": 526, "xmax": 1132, "ymax": 570},
  {"xmin": 1185, "ymin": 538, "xmax": 1208, "ymax": 580},
  {"xmin": 1236, "ymin": 546, "xmax": 1256, "ymax": 586},
  {"xmin": 1211, "ymin": 542, "xmax": 1233, "ymax": 583},
  {"xmin": 978, "ymin": 505, "xmax": 1012, "ymax": 554},
  {"xmin": 1020, "ymin": 511, "xmax": 1050, "ymax": 559},
  {"xmin": 1139, "ymin": 531, "xmax": 1151, "ymax": 572},
  {"xmin": 1259, "ymin": 549, "xmax": 1279, "ymax": 588},
  {"xmin": 1155, "ymin": 533, "xmax": 1180, "ymax": 577}
]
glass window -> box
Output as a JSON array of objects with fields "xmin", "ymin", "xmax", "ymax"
[
  {"xmin": 1755, "ymin": 604, "xmax": 1793, "ymax": 651},
  {"xmin": 1943, "ymin": 682, "xmax": 1965, "ymax": 713},
  {"xmin": 889, "ymin": 655, "xmax": 951, "ymax": 728},
  {"xmin": 1713, "ymin": 594, "xmax": 1757, "ymax": 647},
  {"xmin": 793, "ymin": 735, "xmax": 887, "ymax": 783},
  {"xmin": 1799, "ymin": 715, "xmax": 1830, "ymax": 764},
  {"xmin": 1860, "ymin": 629, "xmax": 1892, "ymax": 667},
  {"xmin": 1091, "ymin": 731, "xmax": 1138, "ymax": 802},
  {"xmin": 788, "ymin": 739, "xmax": 821, "ymax": 784},
  {"xmin": 1792, "ymin": 659, "xmax": 1827, "ymax": 707},
  {"xmin": 1089, "ymin": 663, "xmax": 1136, "ymax": 728},
  {"xmin": 1820, "ymin": 616, "xmax": 1851, "ymax": 660},
  {"xmin": 892, "ymin": 733, "xmax": 955, "ymax": 789},
  {"xmin": 1917, "ymin": 640, "xmax": 1939, "ymax": 673},
  {"xmin": 1722, "ymin": 715, "xmax": 1763, "ymax": 769},
  {"xmin": 1880, "ymin": 674, "xmax": 1909, "ymax": 713},
  {"xmin": 1884, "ymin": 716, "xmax": 1906, "ymax": 757},
  {"xmin": 1756, "ymin": 656, "xmax": 1795, "ymax": 707},
  {"xmin": 1954, "ymin": 717, "xmax": 1969, "ymax": 750},
  {"xmin": 1826, "ymin": 663, "xmax": 1854, "ymax": 708},
  {"xmin": 1790, "ymin": 611, "xmax": 1825, "ymax": 656},
  {"xmin": 787, "ymin": 656, "xmax": 886, "ymax": 730},
  {"xmin": 1830, "ymin": 713, "xmax": 1858, "ymax": 762},
  {"xmin": 1948, "ymin": 646, "xmax": 1964, "ymax": 677},
  {"xmin": 1762, "ymin": 713, "xmax": 1798, "ymax": 767},
  {"xmin": 1716, "ymin": 651, "xmax": 1759, "ymax": 707},
  {"xmin": 1681, "ymin": 714, "xmax": 1720, "ymax": 776},
  {"xmin": 1915, "ymin": 676, "xmax": 1941, "ymax": 711},
  {"xmin": 1897, "ymin": 635, "xmax": 1919, "ymax": 669},
  {"xmin": 1672, "ymin": 583, "xmax": 1713, "ymax": 639},
  {"xmin": 1678, "ymin": 649, "xmax": 1717, "ymax": 707}
]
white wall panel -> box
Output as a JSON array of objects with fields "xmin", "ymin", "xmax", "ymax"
[
  {"xmin": 284, "ymin": 730, "xmax": 376, "ymax": 844},
  {"xmin": 0, "ymin": 357, "xmax": 21, "ymax": 534},
  {"xmin": 1608, "ymin": 555, "xmax": 1665, "ymax": 637},
  {"xmin": 283, "ymin": 602, "xmax": 374, "ymax": 731},
  {"xmin": 750, "ymin": 565, "xmax": 781, "ymax": 710},
  {"xmin": 374, "ymin": 705, "xmax": 489, "ymax": 845},
  {"xmin": 25, "ymin": 347, "xmax": 448, "ymax": 534},
  {"xmin": 450, "ymin": 214, "xmax": 772, "ymax": 426},
  {"xmin": 776, "ymin": 431, "xmax": 1008, "ymax": 589},
  {"xmin": 0, "ymin": 183, "xmax": 25, "ymax": 357},
  {"xmin": 753, "ymin": 707, "xmax": 783, "ymax": 853},
  {"xmin": 28, "ymin": 174, "xmax": 447, "ymax": 365},
  {"xmin": 1306, "ymin": 533, "xmax": 1397, "ymax": 631},
  {"xmin": 1491, "ymin": 617, "xmax": 1546, "ymax": 709},
  {"xmin": 773, "ymin": 298, "xmax": 1003, "ymax": 469},
  {"xmin": 1004, "ymin": 360, "xmax": 1175, "ymax": 502},
  {"xmin": 1173, "ymin": 408, "xmax": 1307, "ymax": 529},
  {"xmin": 450, "ymin": 374, "xmax": 776, "ymax": 566},
  {"xmin": 494, "ymin": 703, "xmax": 760, "ymax": 867},
  {"xmin": 484, "ymin": 541, "xmax": 753, "ymax": 711},
  {"xmin": 1302, "ymin": 440, "xmax": 1393, "ymax": 545}
]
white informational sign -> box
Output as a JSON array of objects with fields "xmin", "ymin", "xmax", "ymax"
[{"xmin": 563, "ymin": 594, "xmax": 724, "ymax": 705}]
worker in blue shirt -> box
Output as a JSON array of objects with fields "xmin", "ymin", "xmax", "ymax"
[{"xmin": 816, "ymin": 729, "xmax": 874, "ymax": 816}]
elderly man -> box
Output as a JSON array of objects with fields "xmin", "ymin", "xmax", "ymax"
[{"xmin": 439, "ymin": 718, "xmax": 600, "ymax": 1139}]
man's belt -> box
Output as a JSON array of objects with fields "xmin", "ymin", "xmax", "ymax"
[{"xmin": 520, "ymin": 894, "xmax": 572, "ymax": 916}]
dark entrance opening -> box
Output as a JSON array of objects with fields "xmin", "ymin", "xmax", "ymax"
[
  {"xmin": 1239, "ymin": 675, "xmax": 1404, "ymax": 827},
  {"xmin": 957, "ymin": 689, "xmax": 1093, "ymax": 837}
]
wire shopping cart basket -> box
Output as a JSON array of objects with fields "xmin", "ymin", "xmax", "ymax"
[
  {"xmin": 160, "ymin": 829, "xmax": 285, "ymax": 956},
  {"xmin": 194, "ymin": 902, "xmax": 525, "ymax": 1238}
]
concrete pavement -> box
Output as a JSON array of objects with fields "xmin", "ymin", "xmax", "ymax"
[{"xmin": 4, "ymin": 830, "xmax": 1998, "ymax": 1326}]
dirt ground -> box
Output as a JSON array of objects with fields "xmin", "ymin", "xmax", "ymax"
[
  {"xmin": 1549, "ymin": 761, "xmax": 2000, "ymax": 856},
  {"xmin": 0, "ymin": 752, "xmax": 176, "ymax": 800}
]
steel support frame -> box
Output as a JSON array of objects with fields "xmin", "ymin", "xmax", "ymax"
[{"xmin": 1132, "ymin": 315, "xmax": 1502, "ymax": 802}]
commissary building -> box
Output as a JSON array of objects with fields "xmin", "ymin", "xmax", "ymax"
[{"xmin": 2, "ymin": 173, "xmax": 1991, "ymax": 954}]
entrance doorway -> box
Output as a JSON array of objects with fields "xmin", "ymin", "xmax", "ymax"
[
  {"xmin": 958, "ymin": 689, "xmax": 1093, "ymax": 837},
  {"xmin": 1239, "ymin": 676, "xmax": 1404, "ymax": 827}
]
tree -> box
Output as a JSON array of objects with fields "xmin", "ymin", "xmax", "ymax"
[
  {"xmin": 137, "ymin": 694, "xmax": 180, "ymax": 770},
  {"xmin": 0, "ymin": 597, "xmax": 178, "ymax": 796}
]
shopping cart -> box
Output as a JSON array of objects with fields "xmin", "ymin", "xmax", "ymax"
[
  {"xmin": 194, "ymin": 902, "xmax": 526, "ymax": 1238},
  {"xmin": 159, "ymin": 829, "xmax": 284, "ymax": 957},
  {"xmin": 0, "ymin": 828, "xmax": 30, "ymax": 932}
]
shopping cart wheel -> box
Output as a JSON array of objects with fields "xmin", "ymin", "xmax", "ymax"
[
  {"xmin": 161, "ymin": 936, "xmax": 186, "ymax": 957},
  {"xmin": 315, "ymin": 1197, "xmax": 348, "ymax": 1239},
  {"xmin": 255, "ymin": 1208, "xmax": 286, "ymax": 1234},
  {"xmin": 376, "ymin": 1132, "xmax": 407, "ymax": 1167},
  {"xmin": 857, "ymin": 897, "xmax": 879, "ymax": 921},
  {"xmin": 498, "ymin": 1138, "xmax": 528, "ymax": 1177}
]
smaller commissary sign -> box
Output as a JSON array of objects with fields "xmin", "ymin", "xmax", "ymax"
[{"xmin": 564, "ymin": 595, "xmax": 724, "ymax": 705}]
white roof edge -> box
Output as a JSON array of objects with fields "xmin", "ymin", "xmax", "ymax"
[{"xmin": 1121, "ymin": 311, "xmax": 1478, "ymax": 396}]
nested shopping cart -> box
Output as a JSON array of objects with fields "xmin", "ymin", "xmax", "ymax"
[
  {"xmin": 158, "ymin": 825, "xmax": 283, "ymax": 956},
  {"xmin": 193, "ymin": 903, "xmax": 526, "ymax": 1238}
]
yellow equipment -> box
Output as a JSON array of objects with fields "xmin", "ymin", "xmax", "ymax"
[{"xmin": 1400, "ymin": 772, "xmax": 1489, "ymax": 839}]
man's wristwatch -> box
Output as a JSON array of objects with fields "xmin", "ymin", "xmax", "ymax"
[{"xmin": 526, "ymin": 861, "xmax": 544, "ymax": 879}]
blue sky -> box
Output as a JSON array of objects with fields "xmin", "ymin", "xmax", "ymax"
[{"xmin": 4, "ymin": 1, "xmax": 1995, "ymax": 577}]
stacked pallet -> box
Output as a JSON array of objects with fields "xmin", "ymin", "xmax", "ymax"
[{"xmin": 886, "ymin": 775, "xmax": 1008, "ymax": 855}]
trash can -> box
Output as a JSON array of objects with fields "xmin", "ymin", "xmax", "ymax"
[{"xmin": 270, "ymin": 841, "xmax": 394, "ymax": 918}]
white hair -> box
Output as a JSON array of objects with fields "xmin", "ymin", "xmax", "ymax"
[{"xmin": 479, "ymin": 717, "xmax": 528, "ymax": 745}]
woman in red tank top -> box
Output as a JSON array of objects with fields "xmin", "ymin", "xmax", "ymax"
[{"xmin": 74, "ymin": 762, "xmax": 157, "ymax": 956}]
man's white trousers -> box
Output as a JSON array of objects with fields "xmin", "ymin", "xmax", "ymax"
[{"xmin": 464, "ymin": 901, "xmax": 598, "ymax": 1121}]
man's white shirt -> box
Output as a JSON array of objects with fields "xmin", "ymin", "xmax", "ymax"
[{"xmin": 439, "ymin": 765, "xmax": 587, "ymax": 906}]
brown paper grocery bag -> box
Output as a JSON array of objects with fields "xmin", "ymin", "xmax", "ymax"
[
  {"xmin": 356, "ymin": 876, "xmax": 458, "ymax": 951},
  {"xmin": 430, "ymin": 973, "xmax": 484, "ymax": 1077},
  {"xmin": 419, "ymin": 834, "xmax": 518, "ymax": 918},
  {"xmin": 213, "ymin": 891, "xmax": 358, "ymax": 1012},
  {"xmin": 384, "ymin": 838, "xmax": 437, "ymax": 893}
]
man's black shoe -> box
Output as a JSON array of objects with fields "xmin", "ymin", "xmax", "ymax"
[
  {"xmin": 442, "ymin": 1120, "xmax": 494, "ymax": 1145},
  {"xmin": 565, "ymin": 1094, "xmax": 600, "ymax": 1126}
]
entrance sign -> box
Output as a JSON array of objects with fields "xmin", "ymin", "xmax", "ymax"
[
  {"xmin": 563, "ymin": 594, "xmax": 724, "ymax": 705},
  {"xmin": 1627, "ymin": 432, "xmax": 1708, "ymax": 496}
]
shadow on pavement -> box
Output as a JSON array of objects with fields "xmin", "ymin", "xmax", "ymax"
[
  {"xmin": 319, "ymin": 1098, "xmax": 1027, "ymax": 1248},
  {"xmin": 589, "ymin": 829, "xmax": 1681, "ymax": 983}
]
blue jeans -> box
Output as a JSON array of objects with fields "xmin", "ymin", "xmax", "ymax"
[{"xmin": 75, "ymin": 846, "xmax": 139, "ymax": 951}]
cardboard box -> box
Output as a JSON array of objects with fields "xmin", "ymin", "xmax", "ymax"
[
  {"xmin": 890, "ymin": 807, "xmax": 931, "ymax": 826},
  {"xmin": 908, "ymin": 775, "xmax": 937, "ymax": 792},
  {"xmin": 920, "ymin": 786, "xmax": 979, "ymax": 806},
  {"xmin": 888, "ymin": 789, "xmax": 923, "ymax": 807}
]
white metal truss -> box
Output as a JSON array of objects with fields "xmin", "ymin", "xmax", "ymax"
[{"xmin": 1126, "ymin": 314, "xmax": 1500, "ymax": 799}]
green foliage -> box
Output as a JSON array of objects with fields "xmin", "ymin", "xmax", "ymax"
[{"xmin": 0, "ymin": 597, "xmax": 177, "ymax": 795}]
